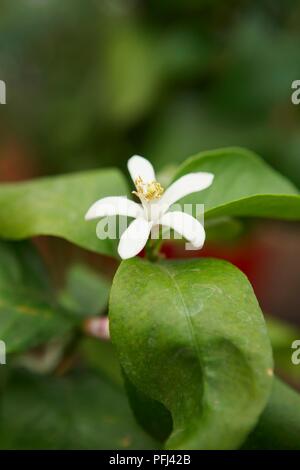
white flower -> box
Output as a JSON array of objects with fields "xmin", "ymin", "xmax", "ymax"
[{"xmin": 85, "ymin": 155, "xmax": 214, "ymax": 260}]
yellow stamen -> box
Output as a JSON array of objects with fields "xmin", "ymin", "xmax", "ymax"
[{"xmin": 133, "ymin": 176, "xmax": 164, "ymax": 201}]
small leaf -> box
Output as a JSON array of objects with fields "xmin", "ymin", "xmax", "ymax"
[
  {"xmin": 243, "ymin": 378, "xmax": 300, "ymax": 450},
  {"xmin": 0, "ymin": 241, "xmax": 72, "ymax": 353},
  {"xmin": 80, "ymin": 338, "xmax": 123, "ymax": 388},
  {"xmin": 174, "ymin": 147, "xmax": 300, "ymax": 220},
  {"xmin": 109, "ymin": 257, "xmax": 273, "ymax": 449},
  {"xmin": 0, "ymin": 169, "xmax": 129, "ymax": 257},
  {"xmin": 59, "ymin": 264, "xmax": 110, "ymax": 318},
  {"xmin": 0, "ymin": 369, "xmax": 157, "ymax": 450}
]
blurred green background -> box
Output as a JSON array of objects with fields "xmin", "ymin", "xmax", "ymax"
[{"xmin": 1, "ymin": 0, "xmax": 300, "ymax": 183}]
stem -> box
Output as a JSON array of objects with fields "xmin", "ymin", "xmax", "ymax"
[
  {"xmin": 53, "ymin": 329, "xmax": 82, "ymax": 377},
  {"xmin": 146, "ymin": 238, "xmax": 163, "ymax": 262}
]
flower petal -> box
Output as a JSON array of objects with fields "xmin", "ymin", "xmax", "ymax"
[
  {"xmin": 127, "ymin": 155, "xmax": 156, "ymax": 184},
  {"xmin": 85, "ymin": 196, "xmax": 143, "ymax": 220},
  {"xmin": 159, "ymin": 172, "xmax": 214, "ymax": 213},
  {"xmin": 159, "ymin": 211, "xmax": 205, "ymax": 248},
  {"xmin": 118, "ymin": 218, "xmax": 152, "ymax": 259}
]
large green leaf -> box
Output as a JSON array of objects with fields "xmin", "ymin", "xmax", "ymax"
[
  {"xmin": 174, "ymin": 147, "xmax": 300, "ymax": 220},
  {"xmin": 0, "ymin": 241, "xmax": 72, "ymax": 353},
  {"xmin": 0, "ymin": 369, "xmax": 157, "ymax": 450},
  {"xmin": 0, "ymin": 169, "xmax": 129, "ymax": 256},
  {"xmin": 109, "ymin": 257, "xmax": 273, "ymax": 450},
  {"xmin": 243, "ymin": 378, "xmax": 300, "ymax": 450}
]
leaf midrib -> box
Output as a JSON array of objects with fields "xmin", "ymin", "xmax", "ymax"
[{"xmin": 157, "ymin": 263, "xmax": 204, "ymax": 376}]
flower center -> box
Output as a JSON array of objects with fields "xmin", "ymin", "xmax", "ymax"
[{"xmin": 133, "ymin": 176, "xmax": 164, "ymax": 202}]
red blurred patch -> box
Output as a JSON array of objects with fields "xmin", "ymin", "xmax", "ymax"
[
  {"xmin": 0, "ymin": 138, "xmax": 39, "ymax": 182},
  {"xmin": 160, "ymin": 236, "xmax": 272, "ymax": 302}
]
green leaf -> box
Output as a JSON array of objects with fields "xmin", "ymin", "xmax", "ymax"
[
  {"xmin": 0, "ymin": 369, "xmax": 157, "ymax": 450},
  {"xmin": 243, "ymin": 378, "xmax": 300, "ymax": 450},
  {"xmin": 109, "ymin": 257, "xmax": 273, "ymax": 450},
  {"xmin": 0, "ymin": 169, "xmax": 129, "ymax": 256},
  {"xmin": 0, "ymin": 241, "xmax": 72, "ymax": 354},
  {"xmin": 205, "ymin": 217, "xmax": 246, "ymax": 243},
  {"xmin": 59, "ymin": 264, "xmax": 110, "ymax": 318},
  {"xmin": 174, "ymin": 147, "xmax": 300, "ymax": 220}
]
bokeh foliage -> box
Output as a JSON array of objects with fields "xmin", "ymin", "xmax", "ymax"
[{"xmin": 1, "ymin": 0, "xmax": 300, "ymax": 185}]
